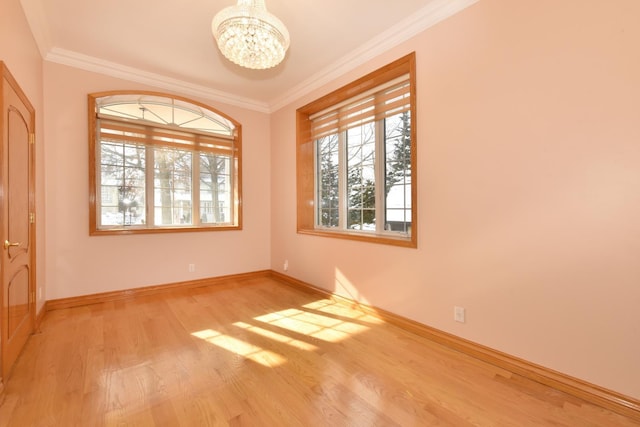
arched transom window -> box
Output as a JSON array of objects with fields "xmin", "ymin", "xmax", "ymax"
[{"xmin": 89, "ymin": 91, "xmax": 242, "ymax": 234}]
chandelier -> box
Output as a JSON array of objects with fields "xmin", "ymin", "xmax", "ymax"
[{"xmin": 212, "ymin": 0, "xmax": 290, "ymax": 70}]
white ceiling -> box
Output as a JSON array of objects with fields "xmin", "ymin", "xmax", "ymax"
[{"xmin": 20, "ymin": 0, "xmax": 477, "ymax": 112}]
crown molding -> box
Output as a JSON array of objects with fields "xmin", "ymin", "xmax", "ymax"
[
  {"xmin": 20, "ymin": 0, "xmax": 269, "ymax": 112},
  {"xmin": 21, "ymin": 0, "xmax": 478, "ymax": 114},
  {"xmin": 268, "ymin": 0, "xmax": 480, "ymax": 112},
  {"xmin": 45, "ymin": 48, "xmax": 271, "ymax": 113}
]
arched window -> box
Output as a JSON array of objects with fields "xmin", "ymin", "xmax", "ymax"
[{"xmin": 89, "ymin": 91, "xmax": 242, "ymax": 234}]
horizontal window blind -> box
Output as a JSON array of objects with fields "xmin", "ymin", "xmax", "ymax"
[
  {"xmin": 310, "ymin": 75, "xmax": 410, "ymax": 141},
  {"xmin": 98, "ymin": 118, "xmax": 235, "ymax": 156}
]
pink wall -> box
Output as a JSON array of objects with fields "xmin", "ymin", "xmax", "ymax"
[
  {"xmin": 43, "ymin": 63, "xmax": 271, "ymax": 300},
  {"xmin": 270, "ymin": 0, "xmax": 640, "ymax": 398},
  {"xmin": 7, "ymin": 0, "xmax": 640, "ymax": 403},
  {"xmin": 0, "ymin": 0, "xmax": 46, "ymax": 312}
]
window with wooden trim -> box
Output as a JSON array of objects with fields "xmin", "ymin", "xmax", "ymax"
[
  {"xmin": 297, "ymin": 53, "xmax": 417, "ymax": 247},
  {"xmin": 89, "ymin": 91, "xmax": 242, "ymax": 235}
]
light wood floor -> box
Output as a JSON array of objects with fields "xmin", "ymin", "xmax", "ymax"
[{"xmin": 1, "ymin": 277, "xmax": 638, "ymax": 426}]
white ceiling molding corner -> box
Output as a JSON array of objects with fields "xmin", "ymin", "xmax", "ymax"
[
  {"xmin": 268, "ymin": 0, "xmax": 480, "ymax": 112},
  {"xmin": 20, "ymin": 0, "xmax": 478, "ymax": 114}
]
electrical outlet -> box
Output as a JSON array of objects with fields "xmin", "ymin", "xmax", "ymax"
[
  {"xmin": 454, "ymin": 306, "xmax": 466, "ymax": 323},
  {"xmin": 188, "ymin": 263, "xmax": 195, "ymax": 273},
  {"xmin": 283, "ymin": 259, "xmax": 289, "ymax": 271}
]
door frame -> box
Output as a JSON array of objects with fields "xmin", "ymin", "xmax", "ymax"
[{"xmin": 0, "ymin": 60, "xmax": 37, "ymax": 382}]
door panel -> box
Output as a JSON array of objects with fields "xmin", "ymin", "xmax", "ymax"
[
  {"xmin": 9, "ymin": 104, "xmax": 31, "ymax": 248},
  {"xmin": 1, "ymin": 62, "xmax": 35, "ymax": 379},
  {"xmin": 8, "ymin": 267, "xmax": 29, "ymax": 338}
]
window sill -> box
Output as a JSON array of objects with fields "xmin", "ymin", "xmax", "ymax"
[
  {"xmin": 90, "ymin": 224, "xmax": 241, "ymax": 236},
  {"xmin": 297, "ymin": 227, "xmax": 416, "ymax": 248}
]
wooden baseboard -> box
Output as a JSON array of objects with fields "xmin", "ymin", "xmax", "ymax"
[
  {"xmin": 40, "ymin": 268, "xmax": 639, "ymax": 421},
  {"xmin": 46, "ymin": 270, "xmax": 271, "ymax": 311},
  {"xmin": 36, "ymin": 302, "xmax": 47, "ymax": 331},
  {"xmin": 269, "ymin": 270, "xmax": 640, "ymax": 422}
]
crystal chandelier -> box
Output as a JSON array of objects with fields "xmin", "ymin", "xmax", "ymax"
[{"xmin": 212, "ymin": 0, "xmax": 290, "ymax": 70}]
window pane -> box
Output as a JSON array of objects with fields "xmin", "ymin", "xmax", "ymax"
[
  {"xmin": 347, "ymin": 123, "xmax": 376, "ymax": 231},
  {"xmin": 199, "ymin": 153, "xmax": 231, "ymax": 224},
  {"xmin": 97, "ymin": 94, "xmax": 235, "ymax": 136},
  {"xmin": 316, "ymin": 134, "xmax": 339, "ymax": 227},
  {"xmin": 298, "ymin": 53, "xmax": 415, "ymax": 246},
  {"xmin": 100, "ymin": 142, "xmax": 146, "ymax": 226},
  {"xmin": 91, "ymin": 92, "xmax": 241, "ymax": 234},
  {"xmin": 384, "ymin": 111, "xmax": 411, "ymax": 233},
  {"xmin": 154, "ymin": 148, "xmax": 192, "ymax": 225}
]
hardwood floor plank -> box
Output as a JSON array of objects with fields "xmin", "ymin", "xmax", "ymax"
[{"xmin": 1, "ymin": 277, "xmax": 638, "ymax": 426}]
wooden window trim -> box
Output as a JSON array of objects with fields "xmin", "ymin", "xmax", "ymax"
[
  {"xmin": 89, "ymin": 90, "xmax": 243, "ymax": 236},
  {"xmin": 296, "ymin": 53, "xmax": 417, "ymax": 248}
]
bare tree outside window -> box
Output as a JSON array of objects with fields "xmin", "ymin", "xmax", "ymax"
[{"xmin": 89, "ymin": 91, "xmax": 242, "ymax": 235}]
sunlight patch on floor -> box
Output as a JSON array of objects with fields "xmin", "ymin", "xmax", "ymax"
[
  {"xmin": 302, "ymin": 300, "xmax": 384, "ymax": 325},
  {"xmin": 191, "ymin": 329, "xmax": 286, "ymax": 367},
  {"xmin": 254, "ymin": 307, "xmax": 370, "ymax": 343},
  {"xmin": 233, "ymin": 321, "xmax": 318, "ymax": 351}
]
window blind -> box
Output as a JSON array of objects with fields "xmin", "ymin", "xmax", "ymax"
[
  {"xmin": 309, "ymin": 75, "xmax": 410, "ymax": 141},
  {"xmin": 98, "ymin": 118, "xmax": 235, "ymax": 156}
]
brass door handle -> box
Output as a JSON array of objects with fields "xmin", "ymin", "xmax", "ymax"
[{"xmin": 4, "ymin": 240, "xmax": 20, "ymax": 250}]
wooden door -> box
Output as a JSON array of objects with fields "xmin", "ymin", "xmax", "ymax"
[{"xmin": 1, "ymin": 62, "xmax": 36, "ymax": 379}]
